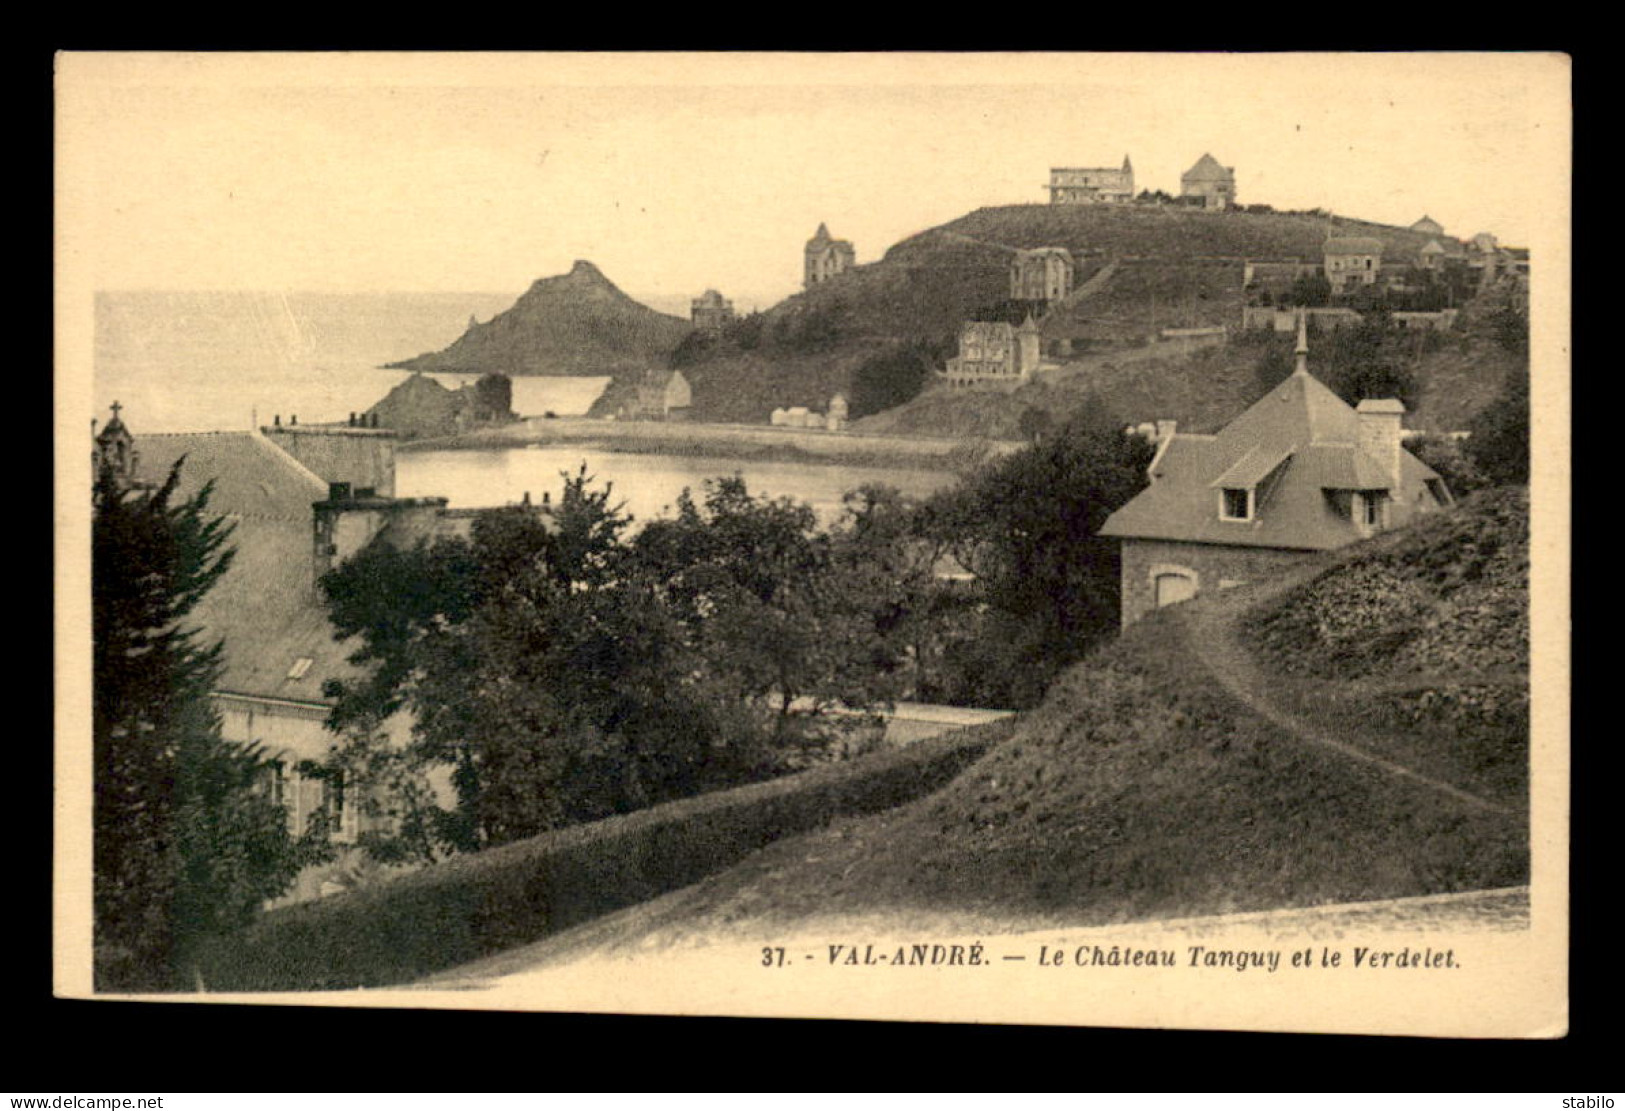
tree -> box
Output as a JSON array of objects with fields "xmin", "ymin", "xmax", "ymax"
[
  {"xmin": 919, "ymin": 401, "xmax": 1155, "ymax": 707},
  {"xmin": 848, "ymin": 341, "xmax": 934, "ymax": 420},
  {"xmin": 1464, "ymin": 367, "xmax": 1530, "ymax": 486},
  {"xmin": 632, "ymin": 477, "xmax": 895, "ymax": 763},
  {"xmin": 1406, "ymin": 434, "xmax": 1490, "ymax": 498},
  {"xmin": 94, "ymin": 460, "xmax": 318, "ymax": 990}
]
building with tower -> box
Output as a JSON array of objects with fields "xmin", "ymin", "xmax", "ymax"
[
  {"xmin": 938, "ymin": 314, "xmax": 1043, "ymax": 389},
  {"xmin": 1048, "ymin": 155, "xmax": 1135, "ymax": 204},
  {"xmin": 805, "ymin": 223, "xmax": 856, "ymax": 288}
]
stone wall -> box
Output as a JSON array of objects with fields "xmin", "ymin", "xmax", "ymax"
[
  {"xmin": 263, "ymin": 426, "xmax": 398, "ymax": 496},
  {"xmin": 1119, "ymin": 537, "xmax": 1315, "ymax": 628}
]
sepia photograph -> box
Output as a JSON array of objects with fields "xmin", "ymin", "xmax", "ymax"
[{"xmin": 54, "ymin": 51, "xmax": 1569, "ymax": 1035}]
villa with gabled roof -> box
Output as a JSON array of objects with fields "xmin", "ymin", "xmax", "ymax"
[
  {"xmin": 1180, "ymin": 153, "xmax": 1237, "ymax": 209},
  {"xmin": 1101, "ymin": 313, "xmax": 1451, "ymax": 627}
]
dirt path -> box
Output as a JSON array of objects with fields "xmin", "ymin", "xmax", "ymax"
[{"xmin": 1175, "ymin": 566, "xmax": 1515, "ymax": 816}]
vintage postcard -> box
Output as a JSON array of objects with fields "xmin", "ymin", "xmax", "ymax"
[{"xmin": 55, "ymin": 51, "xmax": 1569, "ymax": 1035}]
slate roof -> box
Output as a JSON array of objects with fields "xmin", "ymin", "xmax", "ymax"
[
  {"xmin": 1182, "ymin": 153, "xmax": 1233, "ymax": 181},
  {"xmin": 133, "ymin": 431, "xmax": 361, "ymax": 706},
  {"xmin": 1100, "ymin": 357, "xmax": 1442, "ymax": 552},
  {"xmin": 1324, "ymin": 236, "xmax": 1385, "ymax": 255}
]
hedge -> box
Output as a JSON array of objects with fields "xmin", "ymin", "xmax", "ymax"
[{"xmin": 191, "ymin": 717, "xmax": 1014, "ymax": 991}]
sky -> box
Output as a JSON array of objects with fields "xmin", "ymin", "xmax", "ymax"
[{"xmin": 57, "ymin": 52, "xmax": 1570, "ymax": 310}]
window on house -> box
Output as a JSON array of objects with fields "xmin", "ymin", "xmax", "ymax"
[
  {"xmin": 1220, "ymin": 487, "xmax": 1252, "ymax": 521},
  {"xmin": 1362, "ymin": 492, "xmax": 1385, "ymax": 528},
  {"xmin": 319, "ymin": 771, "xmax": 357, "ymax": 840},
  {"xmin": 259, "ymin": 760, "xmax": 286, "ymax": 808}
]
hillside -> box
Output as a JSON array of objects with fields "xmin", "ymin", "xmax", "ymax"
[
  {"xmin": 675, "ymin": 203, "xmax": 1511, "ymax": 429},
  {"xmin": 528, "ymin": 488, "xmax": 1529, "ymax": 939},
  {"xmin": 388, "ymin": 261, "xmax": 691, "ymax": 377}
]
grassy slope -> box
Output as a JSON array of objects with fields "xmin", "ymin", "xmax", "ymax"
[
  {"xmin": 590, "ymin": 491, "xmax": 1529, "ymax": 936},
  {"xmin": 928, "ymin": 204, "xmax": 1443, "ymax": 260},
  {"xmin": 1244, "ymin": 487, "xmax": 1530, "ymax": 801}
]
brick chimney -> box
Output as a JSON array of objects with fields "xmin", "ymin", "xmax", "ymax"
[{"xmin": 1356, "ymin": 399, "xmax": 1406, "ymax": 488}]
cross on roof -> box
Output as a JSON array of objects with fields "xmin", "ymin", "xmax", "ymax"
[{"xmin": 109, "ymin": 400, "xmax": 123, "ymax": 419}]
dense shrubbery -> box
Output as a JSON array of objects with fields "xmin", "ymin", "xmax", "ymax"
[
  {"xmin": 847, "ymin": 339, "xmax": 949, "ymax": 420},
  {"xmin": 912, "ymin": 402, "xmax": 1155, "ymax": 708},
  {"xmin": 1463, "ymin": 349, "xmax": 1530, "ymax": 487},
  {"xmin": 1250, "ymin": 487, "xmax": 1529, "ymax": 682},
  {"xmin": 321, "ymin": 469, "xmax": 909, "ymax": 860},
  {"xmin": 318, "ymin": 409, "xmax": 1153, "ymax": 865}
]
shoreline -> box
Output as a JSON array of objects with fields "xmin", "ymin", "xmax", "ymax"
[{"xmin": 397, "ymin": 418, "xmax": 1024, "ymax": 473}]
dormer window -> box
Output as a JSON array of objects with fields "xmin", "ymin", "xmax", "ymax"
[{"xmin": 1220, "ymin": 487, "xmax": 1253, "ymax": 521}]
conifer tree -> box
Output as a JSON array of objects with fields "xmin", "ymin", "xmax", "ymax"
[{"xmin": 93, "ymin": 458, "xmax": 315, "ymax": 989}]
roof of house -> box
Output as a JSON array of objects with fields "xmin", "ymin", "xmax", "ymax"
[
  {"xmin": 1100, "ymin": 336, "xmax": 1440, "ymax": 552},
  {"xmin": 807, "ymin": 223, "xmax": 853, "ymax": 250},
  {"xmin": 1324, "ymin": 236, "xmax": 1386, "ymax": 255},
  {"xmin": 133, "ymin": 431, "xmax": 362, "ymax": 706},
  {"xmin": 1420, "ymin": 239, "xmax": 1447, "ymax": 254},
  {"xmin": 1411, "ymin": 215, "xmax": 1445, "ymax": 233},
  {"xmin": 1182, "ymin": 153, "xmax": 1233, "ymax": 181}
]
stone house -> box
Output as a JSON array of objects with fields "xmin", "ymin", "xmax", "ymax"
[
  {"xmin": 805, "ymin": 223, "xmax": 856, "ymax": 288},
  {"xmin": 1418, "ymin": 239, "xmax": 1447, "ymax": 271},
  {"xmin": 1323, "ymin": 236, "xmax": 1385, "ymax": 294},
  {"xmin": 1048, "ymin": 155, "xmax": 1134, "ymax": 204},
  {"xmin": 1100, "ymin": 314, "xmax": 1451, "ymax": 627},
  {"xmin": 938, "ymin": 315, "xmax": 1043, "ymax": 389},
  {"xmin": 691, "ymin": 289, "xmax": 735, "ymax": 334},
  {"xmin": 1180, "ymin": 153, "xmax": 1237, "ymax": 209},
  {"xmin": 1010, "ymin": 248, "xmax": 1075, "ymax": 303}
]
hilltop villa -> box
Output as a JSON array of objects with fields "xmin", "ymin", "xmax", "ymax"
[
  {"xmin": 1180, "ymin": 153, "xmax": 1237, "ymax": 209},
  {"xmin": 1048, "ymin": 156, "xmax": 1134, "ymax": 204},
  {"xmin": 1100, "ymin": 313, "xmax": 1451, "ymax": 627},
  {"xmin": 805, "ymin": 223, "xmax": 856, "ymax": 288}
]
